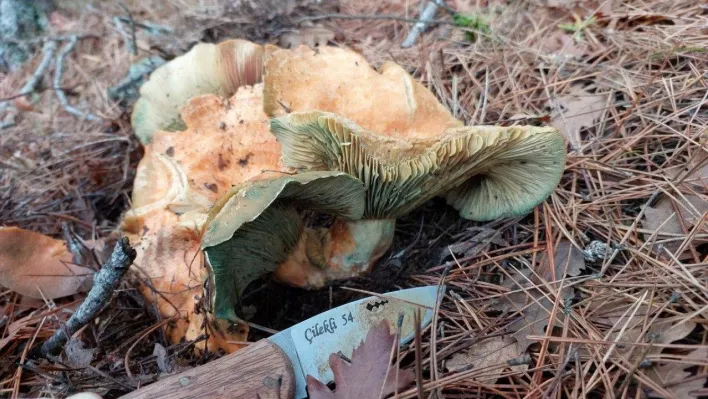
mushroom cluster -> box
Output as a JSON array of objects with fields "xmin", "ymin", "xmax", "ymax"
[{"xmin": 122, "ymin": 39, "xmax": 567, "ymax": 353}]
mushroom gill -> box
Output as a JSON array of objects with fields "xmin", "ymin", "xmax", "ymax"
[
  {"xmin": 201, "ymin": 172, "xmax": 366, "ymax": 320},
  {"xmin": 262, "ymin": 45, "xmax": 566, "ymax": 286},
  {"xmin": 271, "ymin": 111, "xmax": 565, "ymax": 220}
]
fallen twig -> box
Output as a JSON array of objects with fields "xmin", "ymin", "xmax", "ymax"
[
  {"xmin": 115, "ymin": 16, "xmax": 173, "ymax": 35},
  {"xmin": 53, "ymin": 35, "xmax": 103, "ymax": 122},
  {"xmin": 35, "ymin": 237, "xmax": 136, "ymax": 357},
  {"xmin": 297, "ymin": 13, "xmax": 456, "ymax": 26},
  {"xmin": 119, "ymin": 4, "xmax": 138, "ymax": 55},
  {"xmin": 401, "ymin": 0, "xmax": 444, "ymax": 48},
  {"xmin": 7, "ymin": 40, "xmax": 57, "ymax": 103},
  {"xmin": 0, "ymin": 39, "xmax": 57, "ymax": 129}
]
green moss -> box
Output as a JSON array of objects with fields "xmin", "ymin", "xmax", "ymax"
[{"xmin": 452, "ymin": 12, "xmax": 490, "ymax": 42}]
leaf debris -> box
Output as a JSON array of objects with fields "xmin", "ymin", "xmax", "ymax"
[{"xmin": 306, "ymin": 320, "xmax": 414, "ymax": 399}]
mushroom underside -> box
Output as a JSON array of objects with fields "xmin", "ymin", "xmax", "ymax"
[
  {"xmin": 201, "ymin": 171, "xmax": 367, "ymax": 320},
  {"xmin": 270, "ymin": 111, "xmax": 567, "ymax": 221}
]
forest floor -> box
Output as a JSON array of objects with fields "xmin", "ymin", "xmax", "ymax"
[{"xmin": 1, "ymin": 0, "xmax": 706, "ymax": 398}]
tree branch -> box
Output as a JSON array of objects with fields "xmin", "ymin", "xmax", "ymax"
[{"xmin": 53, "ymin": 34, "xmax": 103, "ymax": 122}]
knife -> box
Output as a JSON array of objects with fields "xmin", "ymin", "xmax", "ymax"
[{"xmin": 120, "ymin": 285, "xmax": 442, "ymax": 399}]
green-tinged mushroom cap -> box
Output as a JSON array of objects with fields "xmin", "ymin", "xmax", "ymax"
[
  {"xmin": 270, "ymin": 111, "xmax": 567, "ymax": 221},
  {"xmin": 201, "ymin": 171, "xmax": 365, "ymax": 321},
  {"xmin": 131, "ymin": 39, "xmax": 264, "ymax": 144},
  {"xmin": 444, "ymin": 132, "xmax": 567, "ymax": 221}
]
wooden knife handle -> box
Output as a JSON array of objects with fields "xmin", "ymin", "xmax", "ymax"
[{"xmin": 120, "ymin": 340, "xmax": 295, "ymax": 399}]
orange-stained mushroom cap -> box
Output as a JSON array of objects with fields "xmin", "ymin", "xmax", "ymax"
[
  {"xmin": 122, "ymin": 84, "xmax": 287, "ymax": 353},
  {"xmin": 263, "ymin": 44, "xmax": 463, "ymax": 139}
]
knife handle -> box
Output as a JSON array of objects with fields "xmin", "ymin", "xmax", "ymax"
[{"xmin": 120, "ymin": 339, "xmax": 295, "ymax": 399}]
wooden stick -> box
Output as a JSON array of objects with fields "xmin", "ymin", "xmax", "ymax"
[{"xmin": 35, "ymin": 237, "xmax": 136, "ymax": 357}]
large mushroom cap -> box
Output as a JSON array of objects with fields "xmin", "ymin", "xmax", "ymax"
[
  {"xmin": 201, "ymin": 171, "xmax": 366, "ymax": 320},
  {"xmin": 262, "ymin": 44, "xmax": 567, "ymax": 220},
  {"xmin": 263, "ymin": 44, "xmax": 462, "ymax": 139},
  {"xmin": 131, "ymin": 39, "xmax": 264, "ymax": 144},
  {"xmin": 122, "ymin": 83, "xmax": 286, "ymax": 352},
  {"xmin": 270, "ymin": 111, "xmax": 566, "ymax": 220}
]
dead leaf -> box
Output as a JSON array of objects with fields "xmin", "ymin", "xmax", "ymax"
[
  {"xmin": 306, "ymin": 320, "xmax": 414, "ymax": 399},
  {"xmin": 493, "ymin": 269, "xmax": 566, "ymax": 349},
  {"xmin": 278, "ymin": 27, "xmax": 335, "ymax": 49},
  {"xmin": 153, "ymin": 343, "xmax": 172, "ymax": 373},
  {"xmin": 606, "ymin": 317, "xmax": 696, "ymax": 357},
  {"xmin": 445, "ymin": 336, "xmax": 527, "ymax": 382},
  {"xmin": 642, "ymin": 195, "xmax": 708, "ymax": 258},
  {"xmin": 645, "ymin": 347, "xmax": 708, "ymax": 399},
  {"xmin": 495, "ymin": 241, "xmax": 582, "ymax": 349},
  {"xmin": 539, "ymin": 240, "xmax": 586, "ymax": 279},
  {"xmin": 64, "ymin": 337, "xmax": 95, "ymax": 368},
  {"xmin": 548, "ymin": 86, "xmax": 608, "ymax": 149},
  {"xmin": 492, "ymin": 268, "xmax": 533, "ymax": 313},
  {"xmin": 507, "ymin": 295, "xmax": 562, "ymax": 350},
  {"xmin": 590, "ymin": 302, "xmax": 654, "ymax": 326},
  {"xmin": 0, "ymin": 227, "xmax": 94, "ymax": 300},
  {"xmin": 578, "ymin": 315, "xmax": 696, "ymax": 360},
  {"xmin": 444, "ymin": 227, "xmax": 508, "ymax": 262},
  {"xmin": 539, "ymin": 30, "xmax": 589, "ymax": 58},
  {"xmin": 664, "ymin": 153, "xmax": 708, "ymax": 190}
]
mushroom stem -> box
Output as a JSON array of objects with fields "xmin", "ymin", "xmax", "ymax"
[{"xmin": 274, "ymin": 218, "xmax": 396, "ymax": 289}]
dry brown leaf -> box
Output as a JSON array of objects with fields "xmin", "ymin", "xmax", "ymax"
[
  {"xmin": 445, "ymin": 228, "xmax": 509, "ymax": 261},
  {"xmin": 306, "ymin": 320, "xmax": 414, "ymax": 399},
  {"xmin": 278, "ymin": 27, "xmax": 335, "ymax": 49},
  {"xmin": 496, "ymin": 241, "xmax": 583, "ymax": 349},
  {"xmin": 548, "ymin": 86, "xmax": 608, "ymax": 149},
  {"xmin": 445, "ymin": 336, "xmax": 527, "ymax": 382},
  {"xmin": 642, "ymin": 194, "xmax": 708, "ymax": 258},
  {"xmin": 0, "ymin": 227, "xmax": 93, "ymax": 300},
  {"xmin": 577, "ymin": 315, "xmax": 696, "ymax": 360},
  {"xmin": 607, "ymin": 317, "xmax": 696, "ymax": 357},
  {"xmin": 590, "ymin": 302, "xmax": 655, "ymax": 326},
  {"xmin": 494, "ymin": 268, "xmax": 566, "ymax": 350},
  {"xmin": 664, "ymin": 153, "xmax": 708, "ymax": 190},
  {"xmin": 645, "ymin": 347, "xmax": 708, "ymax": 399},
  {"xmin": 539, "ymin": 30, "xmax": 590, "ymax": 58},
  {"xmin": 507, "ymin": 296, "xmax": 562, "ymax": 350},
  {"xmin": 540, "ymin": 240, "xmax": 586, "ymax": 279}
]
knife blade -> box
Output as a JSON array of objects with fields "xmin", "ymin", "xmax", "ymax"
[{"xmin": 120, "ymin": 285, "xmax": 442, "ymax": 399}]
